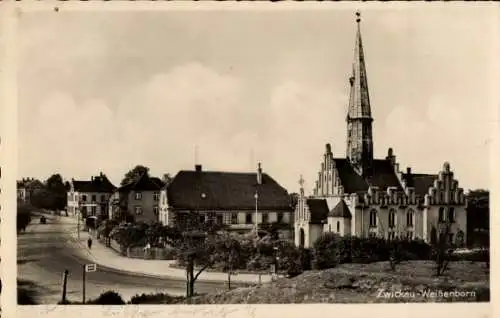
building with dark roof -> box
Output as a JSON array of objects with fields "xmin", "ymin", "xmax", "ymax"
[
  {"xmin": 67, "ymin": 173, "xmax": 116, "ymax": 219},
  {"xmin": 295, "ymin": 13, "xmax": 467, "ymax": 248},
  {"xmin": 159, "ymin": 163, "xmax": 294, "ymax": 238},
  {"xmin": 108, "ymin": 172, "xmax": 163, "ymax": 223}
]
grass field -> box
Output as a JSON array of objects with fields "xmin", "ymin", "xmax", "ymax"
[{"xmin": 185, "ymin": 260, "xmax": 489, "ymax": 304}]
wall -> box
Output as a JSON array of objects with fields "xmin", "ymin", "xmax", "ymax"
[
  {"xmin": 67, "ymin": 191, "xmax": 112, "ymax": 217},
  {"xmin": 426, "ymin": 205, "xmax": 467, "ymax": 245},
  {"xmin": 126, "ymin": 190, "xmax": 160, "ymax": 223}
]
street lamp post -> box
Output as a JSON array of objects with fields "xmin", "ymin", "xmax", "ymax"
[{"xmin": 254, "ymin": 191, "xmax": 259, "ymax": 239}]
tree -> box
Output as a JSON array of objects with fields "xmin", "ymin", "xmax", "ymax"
[
  {"xmin": 174, "ymin": 211, "xmax": 228, "ymax": 298},
  {"xmin": 17, "ymin": 203, "xmax": 33, "ymax": 233},
  {"xmin": 121, "ymin": 165, "xmax": 149, "ymax": 186},
  {"xmin": 431, "ymin": 221, "xmax": 454, "ymax": 276}
]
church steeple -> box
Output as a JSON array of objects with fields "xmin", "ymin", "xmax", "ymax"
[{"xmin": 346, "ymin": 11, "xmax": 374, "ymax": 177}]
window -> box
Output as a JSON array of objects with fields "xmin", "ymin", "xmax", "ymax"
[
  {"xmin": 153, "ymin": 192, "xmax": 160, "ymax": 201},
  {"xmin": 101, "ymin": 195, "xmax": 106, "ymax": 202},
  {"xmin": 231, "ymin": 213, "xmax": 238, "ymax": 224},
  {"xmin": 135, "ymin": 192, "xmax": 142, "ymax": 200},
  {"xmin": 336, "ymin": 221, "xmax": 340, "ymax": 232},
  {"xmin": 91, "ymin": 206, "xmax": 97, "ymax": 216},
  {"xmin": 277, "ymin": 212, "xmax": 284, "ymax": 223},
  {"xmin": 369, "ymin": 210, "xmax": 377, "ymax": 227},
  {"xmin": 406, "ymin": 209, "xmax": 414, "ymax": 227},
  {"xmin": 216, "ymin": 214, "xmax": 223, "ymax": 224},
  {"xmin": 388, "ymin": 209, "xmax": 396, "ymax": 228},
  {"xmin": 438, "ymin": 207, "xmax": 445, "ymax": 223},
  {"xmin": 135, "ymin": 206, "xmax": 143, "ymax": 215},
  {"xmin": 91, "ymin": 195, "xmax": 96, "ymax": 202},
  {"xmin": 262, "ymin": 213, "xmax": 268, "ymax": 224},
  {"xmin": 246, "ymin": 213, "xmax": 252, "ymax": 224},
  {"xmin": 153, "ymin": 206, "xmax": 159, "ymax": 215},
  {"xmin": 448, "ymin": 233, "xmax": 454, "ymax": 244},
  {"xmin": 82, "ymin": 195, "xmax": 87, "ymax": 202},
  {"xmin": 199, "ymin": 214, "xmax": 205, "ymax": 223},
  {"xmin": 448, "ymin": 207, "xmax": 455, "ymax": 223}
]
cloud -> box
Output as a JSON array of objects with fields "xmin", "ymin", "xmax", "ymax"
[{"xmin": 382, "ymin": 96, "xmax": 490, "ymax": 189}]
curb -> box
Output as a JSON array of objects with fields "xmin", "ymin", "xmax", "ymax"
[{"xmin": 68, "ymin": 232, "xmax": 260, "ymax": 285}]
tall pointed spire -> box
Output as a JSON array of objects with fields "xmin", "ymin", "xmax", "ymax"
[{"xmin": 346, "ymin": 11, "xmax": 374, "ymax": 177}]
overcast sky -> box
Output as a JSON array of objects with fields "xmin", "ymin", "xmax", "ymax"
[{"xmin": 17, "ymin": 5, "xmax": 496, "ymax": 193}]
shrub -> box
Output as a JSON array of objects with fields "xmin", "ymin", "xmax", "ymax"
[
  {"xmin": 128, "ymin": 292, "xmax": 185, "ymax": 304},
  {"xmin": 18, "ymin": 288, "xmax": 37, "ymax": 305},
  {"xmin": 312, "ymin": 233, "xmax": 341, "ymax": 269},
  {"xmin": 87, "ymin": 290, "xmax": 125, "ymax": 305}
]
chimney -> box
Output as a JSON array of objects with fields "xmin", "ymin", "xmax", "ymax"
[
  {"xmin": 195, "ymin": 164, "xmax": 202, "ymax": 172},
  {"xmin": 406, "ymin": 167, "xmax": 411, "ymax": 175},
  {"xmin": 91, "ymin": 176, "xmax": 94, "ymax": 182},
  {"xmin": 100, "ymin": 172, "xmax": 104, "ymax": 177},
  {"xmin": 257, "ymin": 162, "xmax": 262, "ymax": 185}
]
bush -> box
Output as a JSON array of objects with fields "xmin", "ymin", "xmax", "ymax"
[
  {"xmin": 18, "ymin": 288, "xmax": 37, "ymax": 305},
  {"xmin": 312, "ymin": 233, "xmax": 341, "ymax": 269},
  {"xmin": 17, "ymin": 204, "xmax": 33, "ymax": 233},
  {"xmin": 87, "ymin": 290, "xmax": 125, "ymax": 305},
  {"xmin": 128, "ymin": 292, "xmax": 185, "ymax": 304}
]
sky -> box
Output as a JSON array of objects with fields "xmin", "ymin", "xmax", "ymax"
[{"xmin": 17, "ymin": 5, "xmax": 497, "ymax": 194}]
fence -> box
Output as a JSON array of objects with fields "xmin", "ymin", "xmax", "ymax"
[{"xmin": 125, "ymin": 246, "xmax": 177, "ymax": 260}]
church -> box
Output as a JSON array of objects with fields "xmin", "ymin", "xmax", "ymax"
[{"xmin": 294, "ymin": 13, "xmax": 467, "ymax": 248}]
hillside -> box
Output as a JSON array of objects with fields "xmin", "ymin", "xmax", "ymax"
[{"xmin": 185, "ymin": 261, "xmax": 489, "ymax": 304}]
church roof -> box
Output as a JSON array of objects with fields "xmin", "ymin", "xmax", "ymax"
[
  {"xmin": 167, "ymin": 169, "xmax": 292, "ymax": 211},
  {"xmin": 401, "ymin": 173, "xmax": 437, "ymax": 196},
  {"xmin": 306, "ymin": 198, "xmax": 329, "ymax": 224},
  {"xmin": 328, "ymin": 199, "xmax": 352, "ymax": 218},
  {"xmin": 333, "ymin": 158, "xmax": 402, "ymax": 193},
  {"xmin": 348, "ymin": 11, "xmax": 372, "ymax": 120}
]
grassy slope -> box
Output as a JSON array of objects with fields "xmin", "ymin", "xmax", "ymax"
[{"xmin": 184, "ymin": 261, "xmax": 489, "ymax": 304}]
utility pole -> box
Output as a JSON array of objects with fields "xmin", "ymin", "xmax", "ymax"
[
  {"xmin": 61, "ymin": 269, "xmax": 69, "ymax": 304},
  {"xmin": 254, "ymin": 191, "xmax": 259, "ymax": 239},
  {"xmin": 82, "ymin": 265, "xmax": 86, "ymax": 304}
]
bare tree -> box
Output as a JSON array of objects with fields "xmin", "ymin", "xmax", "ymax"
[{"xmin": 430, "ymin": 220, "xmax": 454, "ymax": 276}]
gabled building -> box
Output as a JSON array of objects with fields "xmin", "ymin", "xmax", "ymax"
[
  {"xmin": 67, "ymin": 173, "xmax": 116, "ymax": 219},
  {"xmin": 295, "ymin": 13, "xmax": 467, "ymax": 248},
  {"xmin": 17, "ymin": 178, "xmax": 45, "ymax": 204},
  {"xmin": 159, "ymin": 163, "xmax": 295, "ymax": 238},
  {"xmin": 108, "ymin": 173, "xmax": 163, "ymax": 223}
]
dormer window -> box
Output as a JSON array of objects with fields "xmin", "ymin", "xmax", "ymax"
[{"xmin": 135, "ymin": 192, "xmax": 142, "ymax": 200}]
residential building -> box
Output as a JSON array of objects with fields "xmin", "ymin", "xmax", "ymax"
[
  {"xmin": 17, "ymin": 178, "xmax": 45, "ymax": 204},
  {"xmin": 295, "ymin": 14, "xmax": 467, "ymax": 248},
  {"xmin": 67, "ymin": 172, "xmax": 116, "ymax": 219},
  {"xmin": 159, "ymin": 163, "xmax": 295, "ymax": 239},
  {"xmin": 108, "ymin": 173, "xmax": 163, "ymax": 223}
]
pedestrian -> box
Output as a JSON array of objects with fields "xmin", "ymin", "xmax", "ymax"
[{"xmin": 87, "ymin": 237, "xmax": 93, "ymax": 249}]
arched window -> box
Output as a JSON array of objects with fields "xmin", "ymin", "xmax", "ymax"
[
  {"xmin": 438, "ymin": 207, "xmax": 445, "ymax": 223},
  {"xmin": 448, "ymin": 207, "xmax": 455, "ymax": 223},
  {"xmin": 406, "ymin": 209, "xmax": 414, "ymax": 227},
  {"xmin": 337, "ymin": 221, "xmax": 340, "ymax": 232},
  {"xmin": 388, "ymin": 209, "xmax": 396, "ymax": 228},
  {"xmin": 369, "ymin": 210, "xmax": 377, "ymax": 227}
]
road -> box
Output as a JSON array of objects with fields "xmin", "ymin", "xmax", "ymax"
[{"xmin": 17, "ymin": 214, "xmax": 232, "ymax": 304}]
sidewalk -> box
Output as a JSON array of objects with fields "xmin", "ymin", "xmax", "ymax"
[{"xmin": 57, "ymin": 215, "xmax": 272, "ymax": 284}]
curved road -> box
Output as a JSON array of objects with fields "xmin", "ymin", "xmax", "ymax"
[{"xmin": 17, "ymin": 214, "xmax": 232, "ymax": 304}]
